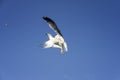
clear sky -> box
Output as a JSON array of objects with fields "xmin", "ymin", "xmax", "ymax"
[{"xmin": 0, "ymin": 0, "xmax": 120, "ymax": 80}]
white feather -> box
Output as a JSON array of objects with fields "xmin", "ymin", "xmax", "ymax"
[{"xmin": 44, "ymin": 33, "xmax": 68, "ymax": 54}]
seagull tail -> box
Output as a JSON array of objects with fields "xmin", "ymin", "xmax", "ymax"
[
  {"xmin": 64, "ymin": 42, "xmax": 68, "ymax": 52},
  {"xmin": 60, "ymin": 42, "xmax": 68, "ymax": 54}
]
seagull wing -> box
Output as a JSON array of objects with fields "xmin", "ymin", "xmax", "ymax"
[{"xmin": 43, "ymin": 16, "xmax": 63, "ymax": 36}]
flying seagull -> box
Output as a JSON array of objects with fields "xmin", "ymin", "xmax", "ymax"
[{"xmin": 43, "ymin": 16, "xmax": 68, "ymax": 54}]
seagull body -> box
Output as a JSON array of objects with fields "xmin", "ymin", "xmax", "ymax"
[{"xmin": 43, "ymin": 16, "xmax": 68, "ymax": 54}]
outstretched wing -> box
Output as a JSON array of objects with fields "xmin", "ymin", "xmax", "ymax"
[{"xmin": 43, "ymin": 16, "xmax": 63, "ymax": 36}]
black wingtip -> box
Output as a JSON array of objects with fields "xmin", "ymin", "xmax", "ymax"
[
  {"xmin": 42, "ymin": 16, "xmax": 54, "ymax": 23},
  {"xmin": 42, "ymin": 16, "xmax": 49, "ymax": 20},
  {"xmin": 42, "ymin": 16, "xmax": 47, "ymax": 19}
]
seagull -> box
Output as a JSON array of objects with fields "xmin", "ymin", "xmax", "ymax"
[{"xmin": 43, "ymin": 16, "xmax": 68, "ymax": 54}]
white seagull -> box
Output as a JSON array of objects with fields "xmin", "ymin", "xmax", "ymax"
[{"xmin": 43, "ymin": 16, "xmax": 68, "ymax": 54}]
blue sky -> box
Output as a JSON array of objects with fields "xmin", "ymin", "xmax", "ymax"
[{"xmin": 0, "ymin": 0, "xmax": 120, "ymax": 80}]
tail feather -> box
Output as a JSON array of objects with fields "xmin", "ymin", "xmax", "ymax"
[{"xmin": 63, "ymin": 42, "xmax": 68, "ymax": 52}]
